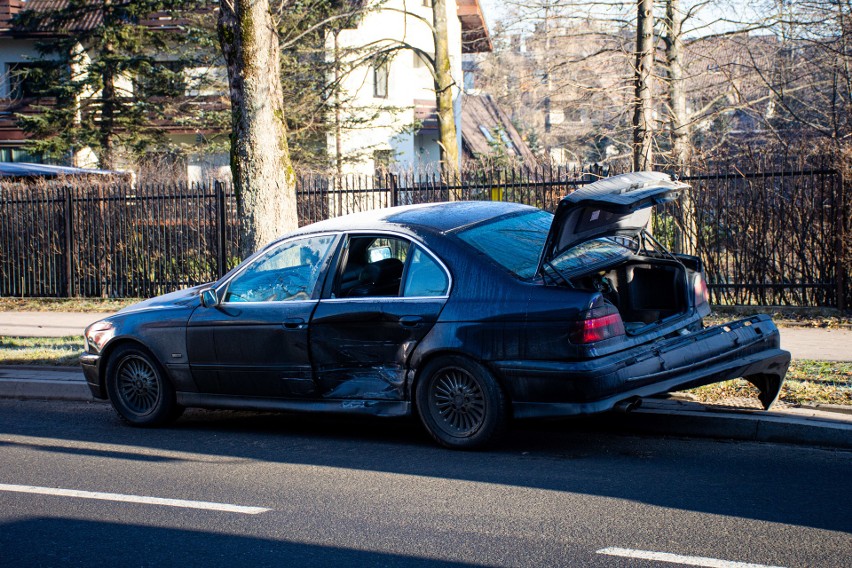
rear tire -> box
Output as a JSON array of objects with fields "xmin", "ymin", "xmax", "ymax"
[
  {"xmin": 105, "ymin": 344, "xmax": 183, "ymax": 427},
  {"xmin": 415, "ymin": 356, "xmax": 508, "ymax": 449}
]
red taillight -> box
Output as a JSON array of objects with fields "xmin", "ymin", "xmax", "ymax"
[
  {"xmin": 693, "ymin": 275, "xmax": 709, "ymax": 306},
  {"xmin": 570, "ymin": 304, "xmax": 626, "ymax": 344}
]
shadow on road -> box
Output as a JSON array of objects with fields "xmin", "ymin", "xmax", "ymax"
[
  {"xmin": 0, "ymin": 517, "xmax": 479, "ymax": 567},
  {"xmin": 1, "ymin": 400, "xmax": 849, "ymax": 534}
]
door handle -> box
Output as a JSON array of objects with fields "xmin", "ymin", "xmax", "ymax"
[
  {"xmin": 399, "ymin": 315, "xmax": 422, "ymax": 327},
  {"xmin": 283, "ymin": 317, "xmax": 305, "ymax": 329}
]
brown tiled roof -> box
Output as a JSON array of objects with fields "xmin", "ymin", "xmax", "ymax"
[
  {"xmin": 457, "ymin": 0, "xmax": 491, "ymax": 53},
  {"xmin": 461, "ymin": 93, "xmax": 535, "ymax": 162},
  {"xmin": 2, "ymin": 0, "xmax": 189, "ymax": 35}
]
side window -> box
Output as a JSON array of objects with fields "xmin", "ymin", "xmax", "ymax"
[
  {"xmin": 403, "ymin": 246, "xmax": 449, "ymax": 297},
  {"xmin": 224, "ymin": 235, "xmax": 336, "ymax": 302},
  {"xmin": 334, "ymin": 236, "xmax": 409, "ymax": 298},
  {"xmin": 373, "ymin": 60, "xmax": 389, "ymax": 98}
]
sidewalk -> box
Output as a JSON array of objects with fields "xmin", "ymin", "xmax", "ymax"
[
  {"xmin": 0, "ymin": 311, "xmax": 109, "ymax": 338},
  {"xmin": 776, "ymin": 327, "xmax": 852, "ymax": 362}
]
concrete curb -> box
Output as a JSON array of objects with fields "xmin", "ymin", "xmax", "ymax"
[
  {"xmin": 614, "ymin": 399, "xmax": 852, "ymax": 450},
  {"xmin": 0, "ymin": 378, "xmax": 93, "ymax": 402},
  {"xmin": 0, "ymin": 366, "xmax": 850, "ymax": 449},
  {"xmin": 0, "ymin": 366, "xmax": 94, "ymax": 402}
]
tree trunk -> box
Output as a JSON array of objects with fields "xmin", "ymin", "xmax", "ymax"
[
  {"xmin": 432, "ymin": 0, "xmax": 460, "ymax": 184},
  {"xmin": 633, "ymin": 0, "xmax": 655, "ymax": 171},
  {"xmin": 542, "ymin": 3, "xmax": 552, "ymax": 154},
  {"xmin": 664, "ymin": 0, "xmax": 696, "ymax": 253},
  {"xmin": 218, "ymin": 0, "xmax": 298, "ymax": 260},
  {"xmin": 664, "ymin": 0, "xmax": 689, "ymax": 173}
]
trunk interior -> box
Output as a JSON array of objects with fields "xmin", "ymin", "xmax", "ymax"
[{"xmin": 576, "ymin": 257, "xmax": 689, "ymax": 334}]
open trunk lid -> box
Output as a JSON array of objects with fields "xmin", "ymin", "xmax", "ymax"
[{"xmin": 538, "ymin": 172, "xmax": 688, "ymax": 275}]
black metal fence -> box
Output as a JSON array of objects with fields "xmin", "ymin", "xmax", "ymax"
[
  {"xmin": 1, "ymin": 165, "xmax": 849, "ymax": 308},
  {"xmin": 654, "ymin": 168, "xmax": 848, "ymax": 309},
  {"xmin": 0, "ymin": 182, "xmax": 236, "ymax": 298}
]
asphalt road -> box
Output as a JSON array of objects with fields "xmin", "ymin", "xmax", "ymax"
[{"xmin": 0, "ymin": 399, "xmax": 849, "ymax": 567}]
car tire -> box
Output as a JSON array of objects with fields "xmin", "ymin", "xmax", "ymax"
[
  {"xmin": 415, "ymin": 356, "xmax": 508, "ymax": 449},
  {"xmin": 105, "ymin": 344, "xmax": 183, "ymax": 427}
]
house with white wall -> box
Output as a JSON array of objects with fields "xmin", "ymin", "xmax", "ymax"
[
  {"xmin": 329, "ymin": 0, "xmax": 490, "ymax": 175},
  {"xmin": 0, "ymin": 0, "xmax": 491, "ymax": 180}
]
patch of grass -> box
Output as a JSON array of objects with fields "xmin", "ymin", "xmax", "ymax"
[
  {"xmin": 687, "ymin": 359, "xmax": 852, "ymax": 406},
  {"xmin": 0, "ymin": 297, "xmax": 139, "ymax": 313},
  {"xmin": 0, "ymin": 336, "xmax": 85, "ymax": 367}
]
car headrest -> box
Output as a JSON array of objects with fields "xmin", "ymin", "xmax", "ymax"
[{"xmin": 359, "ymin": 258, "xmax": 404, "ymax": 284}]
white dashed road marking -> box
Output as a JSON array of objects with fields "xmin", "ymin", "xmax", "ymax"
[
  {"xmin": 596, "ymin": 547, "xmax": 786, "ymax": 568},
  {"xmin": 0, "ymin": 483, "xmax": 270, "ymax": 515}
]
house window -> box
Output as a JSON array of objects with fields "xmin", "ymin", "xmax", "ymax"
[
  {"xmin": 373, "ymin": 60, "xmax": 389, "ymax": 99},
  {"xmin": 478, "ymin": 125, "xmax": 495, "ymax": 143},
  {"xmin": 7, "ymin": 62, "xmax": 61, "ymax": 99},
  {"xmin": 463, "ymin": 69, "xmax": 475, "ymax": 91},
  {"xmin": 413, "ymin": 51, "xmax": 434, "ymax": 69},
  {"xmin": 497, "ymin": 128, "xmax": 518, "ymax": 155},
  {"xmin": 374, "ymin": 149, "xmax": 393, "ymax": 176},
  {"xmin": 0, "ymin": 147, "xmax": 43, "ymax": 163}
]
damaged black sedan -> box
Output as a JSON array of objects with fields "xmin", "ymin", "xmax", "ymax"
[{"xmin": 81, "ymin": 172, "xmax": 790, "ymax": 448}]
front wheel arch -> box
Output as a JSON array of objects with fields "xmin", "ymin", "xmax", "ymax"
[{"xmin": 98, "ymin": 338, "xmax": 161, "ymax": 397}]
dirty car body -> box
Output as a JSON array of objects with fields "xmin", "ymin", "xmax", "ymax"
[{"xmin": 81, "ymin": 172, "xmax": 790, "ymax": 448}]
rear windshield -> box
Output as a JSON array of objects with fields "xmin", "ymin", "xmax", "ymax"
[
  {"xmin": 550, "ymin": 237, "xmax": 633, "ymax": 278},
  {"xmin": 456, "ymin": 210, "xmax": 552, "ymax": 279}
]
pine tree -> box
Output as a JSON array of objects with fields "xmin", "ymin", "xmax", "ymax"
[{"xmin": 13, "ymin": 0, "xmax": 215, "ymax": 169}]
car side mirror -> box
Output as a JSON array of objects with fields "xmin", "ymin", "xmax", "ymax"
[{"xmin": 200, "ymin": 287, "xmax": 219, "ymax": 308}]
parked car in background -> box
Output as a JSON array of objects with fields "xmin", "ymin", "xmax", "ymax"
[{"xmin": 81, "ymin": 172, "xmax": 790, "ymax": 448}]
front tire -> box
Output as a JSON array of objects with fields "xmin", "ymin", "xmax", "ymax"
[
  {"xmin": 415, "ymin": 356, "xmax": 508, "ymax": 449},
  {"xmin": 105, "ymin": 344, "xmax": 183, "ymax": 427}
]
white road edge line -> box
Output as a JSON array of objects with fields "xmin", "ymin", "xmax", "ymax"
[
  {"xmin": 0, "ymin": 483, "xmax": 270, "ymax": 515},
  {"xmin": 596, "ymin": 547, "xmax": 786, "ymax": 568}
]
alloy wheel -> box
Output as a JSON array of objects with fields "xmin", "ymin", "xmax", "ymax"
[
  {"xmin": 116, "ymin": 355, "xmax": 161, "ymax": 415},
  {"xmin": 429, "ymin": 367, "xmax": 487, "ymax": 435}
]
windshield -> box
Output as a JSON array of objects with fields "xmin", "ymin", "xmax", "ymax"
[{"xmin": 456, "ymin": 210, "xmax": 552, "ymax": 279}]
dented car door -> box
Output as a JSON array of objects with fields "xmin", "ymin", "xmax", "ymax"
[{"xmin": 310, "ymin": 237, "xmax": 450, "ymax": 401}]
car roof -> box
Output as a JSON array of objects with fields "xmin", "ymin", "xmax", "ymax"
[{"xmin": 296, "ymin": 200, "xmax": 540, "ymax": 236}]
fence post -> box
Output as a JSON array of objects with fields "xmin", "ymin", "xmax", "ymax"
[
  {"xmin": 837, "ymin": 168, "xmax": 847, "ymax": 311},
  {"xmin": 215, "ymin": 181, "xmax": 227, "ymax": 279},
  {"xmin": 63, "ymin": 186, "xmax": 74, "ymax": 298},
  {"xmin": 389, "ymin": 174, "xmax": 398, "ymax": 207}
]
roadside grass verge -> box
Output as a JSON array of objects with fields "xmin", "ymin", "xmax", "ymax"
[
  {"xmin": 705, "ymin": 307, "xmax": 852, "ymax": 329},
  {"xmin": 0, "ymin": 336, "xmax": 85, "ymax": 366},
  {"xmin": 686, "ymin": 360, "xmax": 852, "ymax": 406}
]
